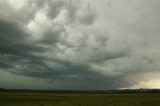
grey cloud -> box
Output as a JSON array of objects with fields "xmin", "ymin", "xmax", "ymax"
[
  {"xmin": 47, "ymin": 0, "xmax": 65, "ymax": 19},
  {"xmin": 46, "ymin": 0, "xmax": 97, "ymax": 25},
  {"xmin": 0, "ymin": 1, "xmax": 38, "ymax": 25},
  {"xmin": 0, "ymin": 20, "xmax": 49, "ymax": 73},
  {"xmin": 0, "ymin": 20, "xmax": 44, "ymax": 55},
  {"xmin": 77, "ymin": 4, "xmax": 97, "ymax": 25},
  {"xmin": 0, "ymin": 0, "xmax": 160, "ymax": 90},
  {"xmin": 0, "ymin": 16, "xmax": 130, "ymax": 89},
  {"xmin": 37, "ymin": 23, "xmax": 68, "ymax": 45}
]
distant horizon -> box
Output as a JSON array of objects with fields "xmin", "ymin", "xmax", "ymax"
[{"xmin": 1, "ymin": 87, "xmax": 160, "ymax": 91}]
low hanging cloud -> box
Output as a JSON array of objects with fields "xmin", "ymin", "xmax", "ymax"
[{"xmin": 0, "ymin": 0, "xmax": 160, "ymax": 90}]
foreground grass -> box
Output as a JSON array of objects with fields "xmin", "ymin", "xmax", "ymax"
[{"xmin": 0, "ymin": 92, "xmax": 160, "ymax": 106}]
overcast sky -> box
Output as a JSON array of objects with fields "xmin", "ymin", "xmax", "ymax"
[{"xmin": 0, "ymin": 0, "xmax": 160, "ymax": 90}]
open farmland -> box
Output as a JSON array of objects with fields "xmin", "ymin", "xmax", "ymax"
[{"xmin": 0, "ymin": 92, "xmax": 160, "ymax": 106}]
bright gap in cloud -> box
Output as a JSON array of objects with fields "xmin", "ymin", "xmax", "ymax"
[{"xmin": 131, "ymin": 79, "xmax": 160, "ymax": 89}]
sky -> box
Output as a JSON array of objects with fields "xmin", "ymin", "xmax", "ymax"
[{"xmin": 0, "ymin": 0, "xmax": 160, "ymax": 90}]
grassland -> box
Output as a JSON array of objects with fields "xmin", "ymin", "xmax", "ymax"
[{"xmin": 0, "ymin": 92, "xmax": 160, "ymax": 106}]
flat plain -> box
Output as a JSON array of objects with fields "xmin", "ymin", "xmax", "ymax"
[{"xmin": 0, "ymin": 92, "xmax": 160, "ymax": 106}]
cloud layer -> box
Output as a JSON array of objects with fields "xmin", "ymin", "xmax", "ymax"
[{"xmin": 0, "ymin": 0, "xmax": 160, "ymax": 90}]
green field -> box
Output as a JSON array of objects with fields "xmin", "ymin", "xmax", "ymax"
[{"xmin": 0, "ymin": 92, "xmax": 160, "ymax": 106}]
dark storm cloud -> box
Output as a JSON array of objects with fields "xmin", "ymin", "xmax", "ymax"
[
  {"xmin": 0, "ymin": 20, "xmax": 44, "ymax": 54},
  {"xmin": 0, "ymin": 20, "xmax": 49, "ymax": 73},
  {"xmin": 0, "ymin": 0, "xmax": 134, "ymax": 90},
  {"xmin": 0, "ymin": 17, "xmax": 128, "ymax": 89},
  {"xmin": 1, "ymin": 0, "xmax": 160, "ymax": 89}
]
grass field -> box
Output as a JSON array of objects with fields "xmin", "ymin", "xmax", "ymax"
[{"xmin": 0, "ymin": 92, "xmax": 160, "ymax": 106}]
